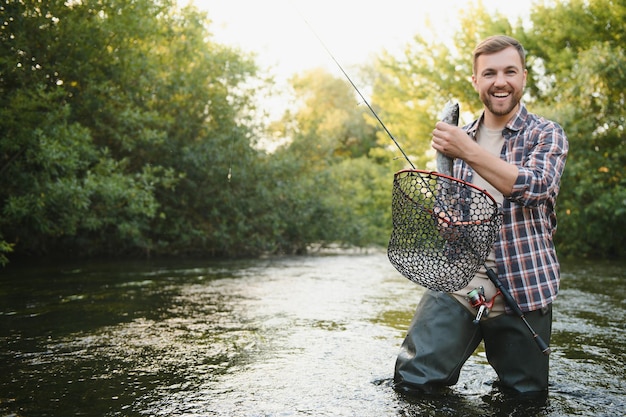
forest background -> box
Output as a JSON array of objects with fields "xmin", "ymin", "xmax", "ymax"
[{"xmin": 1, "ymin": 0, "xmax": 624, "ymax": 266}]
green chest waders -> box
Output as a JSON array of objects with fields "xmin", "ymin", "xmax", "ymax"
[{"xmin": 393, "ymin": 290, "xmax": 551, "ymax": 395}]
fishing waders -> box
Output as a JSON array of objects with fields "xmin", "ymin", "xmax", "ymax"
[{"xmin": 393, "ymin": 290, "xmax": 552, "ymax": 395}]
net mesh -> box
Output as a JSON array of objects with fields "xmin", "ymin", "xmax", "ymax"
[{"xmin": 388, "ymin": 169, "xmax": 502, "ymax": 292}]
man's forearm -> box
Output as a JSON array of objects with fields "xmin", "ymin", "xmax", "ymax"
[{"xmin": 463, "ymin": 143, "xmax": 518, "ymax": 197}]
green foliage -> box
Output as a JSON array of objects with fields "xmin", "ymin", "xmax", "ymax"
[
  {"xmin": 0, "ymin": 0, "xmax": 262, "ymax": 260},
  {"xmin": 280, "ymin": 68, "xmax": 380, "ymax": 163},
  {"xmin": 324, "ymin": 157, "xmax": 392, "ymax": 247},
  {"xmin": 270, "ymin": 68, "xmax": 389, "ymax": 251},
  {"xmin": 522, "ymin": 0, "xmax": 626, "ymax": 258}
]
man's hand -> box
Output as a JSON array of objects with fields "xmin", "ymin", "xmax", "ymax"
[
  {"xmin": 432, "ymin": 122, "xmax": 476, "ymax": 160},
  {"xmin": 431, "ymin": 122, "xmax": 518, "ymax": 197}
]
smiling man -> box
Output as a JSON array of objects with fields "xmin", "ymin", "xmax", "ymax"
[{"xmin": 393, "ymin": 35, "xmax": 569, "ymax": 397}]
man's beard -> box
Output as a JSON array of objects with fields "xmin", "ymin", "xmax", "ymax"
[{"xmin": 482, "ymin": 89, "xmax": 523, "ymax": 116}]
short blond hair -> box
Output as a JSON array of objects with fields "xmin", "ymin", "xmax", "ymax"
[{"xmin": 473, "ymin": 35, "xmax": 526, "ymax": 74}]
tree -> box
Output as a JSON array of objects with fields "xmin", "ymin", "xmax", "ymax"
[
  {"xmin": 0, "ymin": 0, "xmax": 261, "ymax": 262},
  {"xmin": 270, "ymin": 68, "xmax": 389, "ymax": 249},
  {"xmin": 0, "ymin": 0, "xmax": 173, "ymax": 259},
  {"xmin": 277, "ymin": 68, "xmax": 379, "ymax": 163},
  {"xmin": 520, "ymin": 0, "xmax": 626, "ymax": 258}
]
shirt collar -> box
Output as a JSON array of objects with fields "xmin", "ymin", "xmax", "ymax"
[
  {"xmin": 466, "ymin": 102, "xmax": 528, "ymax": 138},
  {"xmin": 507, "ymin": 103, "xmax": 528, "ymax": 132}
]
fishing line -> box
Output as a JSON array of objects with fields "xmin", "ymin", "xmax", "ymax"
[
  {"xmin": 295, "ymin": 3, "xmax": 549, "ymax": 355},
  {"xmin": 293, "ymin": 4, "xmax": 415, "ymax": 169}
]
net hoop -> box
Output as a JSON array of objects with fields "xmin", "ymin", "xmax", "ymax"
[{"xmin": 388, "ymin": 169, "xmax": 502, "ymax": 292}]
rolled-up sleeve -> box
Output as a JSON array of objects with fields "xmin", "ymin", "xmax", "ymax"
[{"xmin": 508, "ymin": 123, "xmax": 569, "ymax": 208}]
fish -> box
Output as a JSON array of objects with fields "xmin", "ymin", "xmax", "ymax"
[{"xmin": 435, "ymin": 101, "xmax": 460, "ymax": 176}]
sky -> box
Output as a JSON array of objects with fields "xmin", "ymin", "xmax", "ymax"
[
  {"xmin": 178, "ymin": 0, "xmax": 536, "ymax": 136},
  {"xmin": 183, "ymin": 0, "xmax": 535, "ymax": 82}
]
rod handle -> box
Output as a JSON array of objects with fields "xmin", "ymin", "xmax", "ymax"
[
  {"xmin": 485, "ymin": 267, "xmax": 551, "ymax": 356},
  {"xmin": 534, "ymin": 333, "xmax": 552, "ymax": 355}
]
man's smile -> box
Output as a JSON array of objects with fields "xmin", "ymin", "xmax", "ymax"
[{"xmin": 491, "ymin": 91, "xmax": 511, "ymax": 98}]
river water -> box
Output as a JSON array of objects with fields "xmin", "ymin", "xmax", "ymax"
[{"xmin": 1, "ymin": 250, "xmax": 624, "ymax": 417}]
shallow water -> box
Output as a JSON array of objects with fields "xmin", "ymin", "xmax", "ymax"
[{"xmin": 1, "ymin": 250, "xmax": 624, "ymax": 416}]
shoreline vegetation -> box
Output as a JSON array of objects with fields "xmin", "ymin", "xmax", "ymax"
[{"xmin": 1, "ymin": 0, "xmax": 624, "ymax": 267}]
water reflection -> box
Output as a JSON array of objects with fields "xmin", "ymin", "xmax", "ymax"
[{"xmin": 1, "ymin": 252, "xmax": 624, "ymax": 416}]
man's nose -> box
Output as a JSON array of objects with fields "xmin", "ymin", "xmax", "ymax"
[{"xmin": 494, "ymin": 72, "xmax": 507, "ymax": 87}]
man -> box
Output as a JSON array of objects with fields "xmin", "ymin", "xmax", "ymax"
[{"xmin": 393, "ymin": 35, "xmax": 568, "ymax": 395}]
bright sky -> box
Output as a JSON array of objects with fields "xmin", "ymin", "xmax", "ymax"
[
  {"xmin": 180, "ymin": 0, "xmax": 535, "ymax": 146},
  {"xmin": 184, "ymin": 0, "xmax": 535, "ymax": 82}
]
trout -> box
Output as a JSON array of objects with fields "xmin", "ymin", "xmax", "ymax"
[{"xmin": 435, "ymin": 101, "xmax": 460, "ymax": 176}]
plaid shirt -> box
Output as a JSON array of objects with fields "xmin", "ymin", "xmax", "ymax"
[{"xmin": 455, "ymin": 103, "xmax": 569, "ymax": 312}]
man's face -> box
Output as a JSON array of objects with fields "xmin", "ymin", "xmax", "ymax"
[{"xmin": 472, "ymin": 46, "xmax": 527, "ymax": 120}]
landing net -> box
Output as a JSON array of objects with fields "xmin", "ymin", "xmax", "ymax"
[{"xmin": 388, "ymin": 169, "xmax": 502, "ymax": 292}]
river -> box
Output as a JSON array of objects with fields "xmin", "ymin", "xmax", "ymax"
[{"xmin": 1, "ymin": 250, "xmax": 624, "ymax": 416}]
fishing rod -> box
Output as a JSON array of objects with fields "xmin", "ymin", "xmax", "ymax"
[
  {"xmin": 299, "ymin": 8, "xmax": 550, "ymax": 355},
  {"xmin": 297, "ymin": 9, "xmax": 415, "ymax": 169}
]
